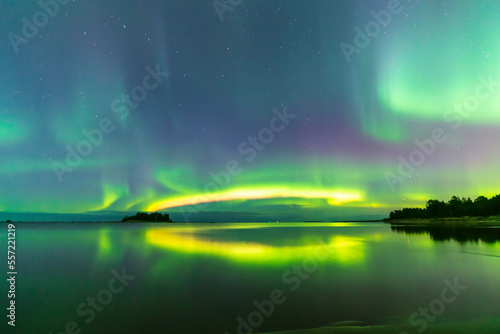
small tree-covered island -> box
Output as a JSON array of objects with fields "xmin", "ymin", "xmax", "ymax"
[
  {"xmin": 122, "ymin": 212, "xmax": 173, "ymax": 222},
  {"xmin": 387, "ymin": 194, "xmax": 500, "ymax": 226}
]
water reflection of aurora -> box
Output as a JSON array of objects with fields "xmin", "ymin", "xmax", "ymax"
[{"xmin": 144, "ymin": 226, "xmax": 366, "ymax": 265}]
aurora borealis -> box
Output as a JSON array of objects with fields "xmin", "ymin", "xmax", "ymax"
[{"xmin": 2, "ymin": 0, "xmax": 500, "ymax": 222}]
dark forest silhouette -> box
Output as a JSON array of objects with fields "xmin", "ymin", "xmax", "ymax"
[
  {"xmin": 391, "ymin": 225, "xmax": 500, "ymax": 244},
  {"xmin": 389, "ymin": 194, "xmax": 500, "ymax": 219},
  {"xmin": 122, "ymin": 212, "xmax": 173, "ymax": 222}
]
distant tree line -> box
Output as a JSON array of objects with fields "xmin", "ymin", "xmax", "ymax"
[
  {"xmin": 122, "ymin": 212, "xmax": 173, "ymax": 222},
  {"xmin": 389, "ymin": 194, "xmax": 500, "ymax": 219}
]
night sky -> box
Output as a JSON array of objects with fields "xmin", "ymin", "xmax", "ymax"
[{"xmin": 1, "ymin": 0, "xmax": 500, "ymax": 222}]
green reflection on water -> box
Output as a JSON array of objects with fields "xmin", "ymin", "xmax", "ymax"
[
  {"xmin": 145, "ymin": 228, "xmax": 366, "ymax": 265},
  {"xmin": 16, "ymin": 223, "xmax": 500, "ymax": 334}
]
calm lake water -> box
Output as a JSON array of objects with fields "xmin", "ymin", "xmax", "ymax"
[{"xmin": 5, "ymin": 222, "xmax": 500, "ymax": 333}]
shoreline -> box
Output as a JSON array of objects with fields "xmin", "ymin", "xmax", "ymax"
[{"xmin": 386, "ymin": 216, "xmax": 500, "ymax": 227}]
